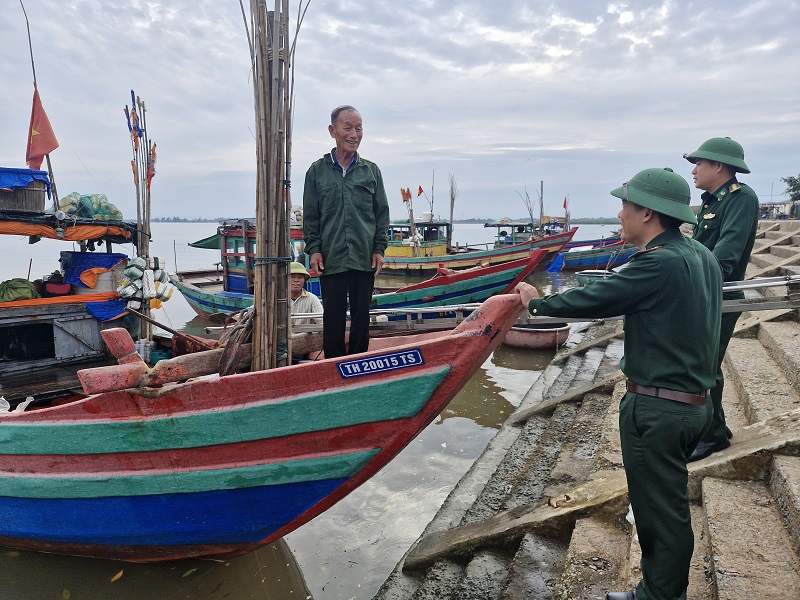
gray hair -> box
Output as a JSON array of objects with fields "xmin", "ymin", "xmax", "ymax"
[{"xmin": 331, "ymin": 105, "xmax": 359, "ymax": 124}]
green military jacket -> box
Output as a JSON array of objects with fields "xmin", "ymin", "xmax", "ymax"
[
  {"xmin": 528, "ymin": 229, "xmax": 722, "ymax": 393},
  {"xmin": 303, "ymin": 152, "xmax": 390, "ymax": 275},
  {"xmin": 693, "ymin": 178, "xmax": 759, "ymax": 299}
]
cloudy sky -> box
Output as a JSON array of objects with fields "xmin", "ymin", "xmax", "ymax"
[{"xmin": 1, "ymin": 0, "xmax": 798, "ymax": 222}]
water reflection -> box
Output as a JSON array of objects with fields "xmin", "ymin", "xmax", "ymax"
[
  {"xmin": 0, "ymin": 540, "xmax": 311, "ymax": 599},
  {"xmin": 491, "ymin": 343, "xmax": 556, "ymax": 371}
]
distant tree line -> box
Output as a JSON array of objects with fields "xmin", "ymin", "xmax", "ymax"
[{"xmin": 151, "ymin": 217, "xmax": 238, "ymax": 222}]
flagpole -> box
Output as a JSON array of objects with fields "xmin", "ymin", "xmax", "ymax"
[{"xmin": 20, "ymin": 0, "xmax": 59, "ymax": 209}]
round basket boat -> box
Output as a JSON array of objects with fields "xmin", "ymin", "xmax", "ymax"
[
  {"xmin": 502, "ymin": 322, "xmax": 571, "ymax": 350},
  {"xmin": 575, "ymin": 269, "xmax": 613, "ymax": 286}
]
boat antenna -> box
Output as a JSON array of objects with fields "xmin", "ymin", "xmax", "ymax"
[{"xmin": 19, "ymin": 0, "xmax": 60, "ymax": 208}]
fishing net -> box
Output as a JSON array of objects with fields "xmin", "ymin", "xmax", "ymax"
[{"xmin": 54, "ymin": 192, "xmax": 124, "ymax": 221}]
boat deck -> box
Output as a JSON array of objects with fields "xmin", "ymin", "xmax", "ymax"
[{"xmin": 0, "ymin": 358, "xmax": 114, "ymax": 404}]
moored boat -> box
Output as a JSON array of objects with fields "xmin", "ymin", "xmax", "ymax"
[
  {"xmin": 172, "ymin": 247, "xmax": 547, "ymax": 323},
  {"xmin": 383, "ymin": 227, "xmax": 577, "ymax": 272},
  {"xmin": 562, "ymin": 240, "xmax": 637, "ymax": 270}
]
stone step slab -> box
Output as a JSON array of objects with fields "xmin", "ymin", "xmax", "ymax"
[
  {"xmin": 702, "ymin": 477, "xmax": 800, "ymax": 600},
  {"xmin": 499, "ymin": 533, "xmax": 568, "ymax": 600},
  {"xmin": 769, "ymin": 455, "xmax": 800, "ymax": 556},
  {"xmin": 724, "ymin": 338, "xmax": 800, "ymax": 423},
  {"xmin": 759, "ymin": 320, "xmax": 800, "ymax": 390},
  {"xmin": 555, "ymin": 516, "xmax": 630, "ymax": 600}
]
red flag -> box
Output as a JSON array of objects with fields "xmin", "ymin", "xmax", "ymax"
[
  {"xmin": 418, "ymin": 185, "xmax": 424, "ymax": 197},
  {"xmin": 26, "ymin": 85, "xmax": 59, "ymax": 170},
  {"xmin": 563, "ymin": 197, "xmax": 567, "ymax": 209}
]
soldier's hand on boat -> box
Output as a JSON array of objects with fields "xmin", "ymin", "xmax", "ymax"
[
  {"xmin": 514, "ymin": 282, "xmax": 539, "ymax": 307},
  {"xmin": 372, "ymin": 253, "xmax": 384, "ymax": 276},
  {"xmin": 310, "ymin": 253, "xmax": 324, "ymax": 272}
]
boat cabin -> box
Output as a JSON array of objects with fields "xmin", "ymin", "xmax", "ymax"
[
  {"xmin": 0, "ymin": 167, "xmax": 138, "ymax": 397},
  {"xmin": 186, "ymin": 219, "xmax": 306, "ymax": 296},
  {"xmin": 386, "ymin": 220, "xmax": 452, "ymax": 258},
  {"xmin": 484, "ymin": 217, "xmax": 566, "ymax": 248}
]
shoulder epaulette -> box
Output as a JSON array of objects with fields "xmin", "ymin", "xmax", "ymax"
[
  {"xmin": 632, "ymin": 245, "xmax": 662, "ymax": 258},
  {"xmin": 729, "ymin": 182, "xmax": 742, "ymax": 193}
]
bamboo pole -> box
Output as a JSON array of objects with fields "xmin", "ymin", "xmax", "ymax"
[{"xmin": 248, "ymin": 0, "xmax": 302, "ymax": 371}]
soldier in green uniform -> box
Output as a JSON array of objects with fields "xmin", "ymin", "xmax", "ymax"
[
  {"xmin": 516, "ymin": 168, "xmax": 722, "ymax": 600},
  {"xmin": 683, "ymin": 137, "xmax": 759, "ymax": 462}
]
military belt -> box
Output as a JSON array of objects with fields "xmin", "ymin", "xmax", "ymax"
[{"xmin": 626, "ymin": 381, "xmax": 708, "ymax": 406}]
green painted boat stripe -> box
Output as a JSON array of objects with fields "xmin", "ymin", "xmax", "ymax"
[
  {"xmin": 0, "ymin": 449, "xmax": 379, "ymax": 499},
  {"xmin": 0, "ymin": 367, "xmax": 449, "ymax": 455}
]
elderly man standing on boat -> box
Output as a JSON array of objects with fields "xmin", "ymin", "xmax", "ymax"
[
  {"xmin": 683, "ymin": 137, "xmax": 759, "ymax": 462},
  {"xmin": 516, "ymin": 168, "xmax": 722, "ymax": 600},
  {"xmin": 302, "ymin": 105, "xmax": 390, "ymax": 358}
]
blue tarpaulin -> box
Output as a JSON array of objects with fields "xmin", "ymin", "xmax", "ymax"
[
  {"xmin": 0, "ymin": 167, "xmax": 52, "ymax": 197},
  {"xmin": 59, "ymin": 251, "xmax": 128, "ymax": 287},
  {"xmin": 546, "ymin": 253, "xmax": 565, "ymax": 272},
  {"xmin": 85, "ymin": 299, "xmax": 128, "ymax": 321}
]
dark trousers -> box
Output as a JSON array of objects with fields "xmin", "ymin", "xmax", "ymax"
[
  {"xmin": 701, "ymin": 311, "xmax": 740, "ymax": 443},
  {"xmin": 319, "ymin": 270, "xmax": 374, "ymax": 358},
  {"xmin": 619, "ymin": 391, "xmax": 712, "ymax": 600}
]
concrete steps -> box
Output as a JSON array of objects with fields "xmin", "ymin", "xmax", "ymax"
[
  {"xmin": 373, "ymin": 221, "xmax": 800, "ymax": 599},
  {"xmin": 374, "ymin": 333, "xmax": 623, "ymax": 599},
  {"xmin": 702, "ymin": 476, "xmax": 800, "ymax": 599}
]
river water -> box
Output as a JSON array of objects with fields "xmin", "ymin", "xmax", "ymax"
[{"xmin": 0, "ymin": 222, "xmax": 617, "ymax": 599}]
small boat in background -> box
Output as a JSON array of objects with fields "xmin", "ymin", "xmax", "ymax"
[
  {"xmin": 501, "ymin": 321, "xmax": 571, "ymax": 350},
  {"xmin": 563, "ymin": 235, "xmax": 620, "ymax": 251},
  {"xmin": 562, "ymin": 240, "xmax": 637, "ymax": 270},
  {"xmin": 383, "ymin": 227, "xmax": 577, "ymax": 272}
]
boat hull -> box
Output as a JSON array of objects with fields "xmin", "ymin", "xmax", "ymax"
[
  {"xmin": 170, "ymin": 274, "xmax": 253, "ymax": 318},
  {"xmin": 172, "ymin": 250, "xmax": 547, "ymax": 320},
  {"xmin": 0, "ymin": 294, "xmax": 523, "ymax": 562},
  {"xmin": 371, "ymin": 251, "xmax": 546, "ymax": 314},
  {"xmin": 383, "ymin": 228, "xmax": 577, "ymax": 271},
  {"xmin": 562, "ymin": 241, "xmax": 637, "ymax": 270}
]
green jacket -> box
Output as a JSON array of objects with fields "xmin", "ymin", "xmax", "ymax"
[
  {"xmin": 528, "ymin": 229, "xmax": 722, "ymax": 393},
  {"xmin": 693, "ymin": 178, "xmax": 759, "ymax": 299},
  {"xmin": 302, "ymin": 152, "xmax": 390, "ymax": 275}
]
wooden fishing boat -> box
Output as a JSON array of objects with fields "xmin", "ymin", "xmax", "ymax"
[
  {"xmin": 383, "ymin": 227, "xmax": 577, "ymax": 272},
  {"xmin": 563, "ymin": 235, "xmax": 620, "ymax": 251},
  {"xmin": 501, "ymin": 321, "xmax": 571, "ymax": 350},
  {"xmin": 173, "ymin": 247, "xmax": 546, "ymax": 322},
  {"xmin": 371, "ymin": 250, "xmax": 546, "ymax": 315},
  {"xmin": 561, "ymin": 240, "xmax": 637, "ymax": 271},
  {"xmin": 0, "ymin": 293, "xmax": 524, "ymax": 562}
]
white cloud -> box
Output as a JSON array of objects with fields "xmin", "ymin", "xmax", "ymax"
[{"xmin": 1, "ymin": 0, "xmax": 798, "ymax": 221}]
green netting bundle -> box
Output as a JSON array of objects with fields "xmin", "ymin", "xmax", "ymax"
[
  {"xmin": 56, "ymin": 192, "xmax": 124, "ymax": 221},
  {"xmin": 0, "ymin": 278, "xmax": 39, "ymax": 303}
]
